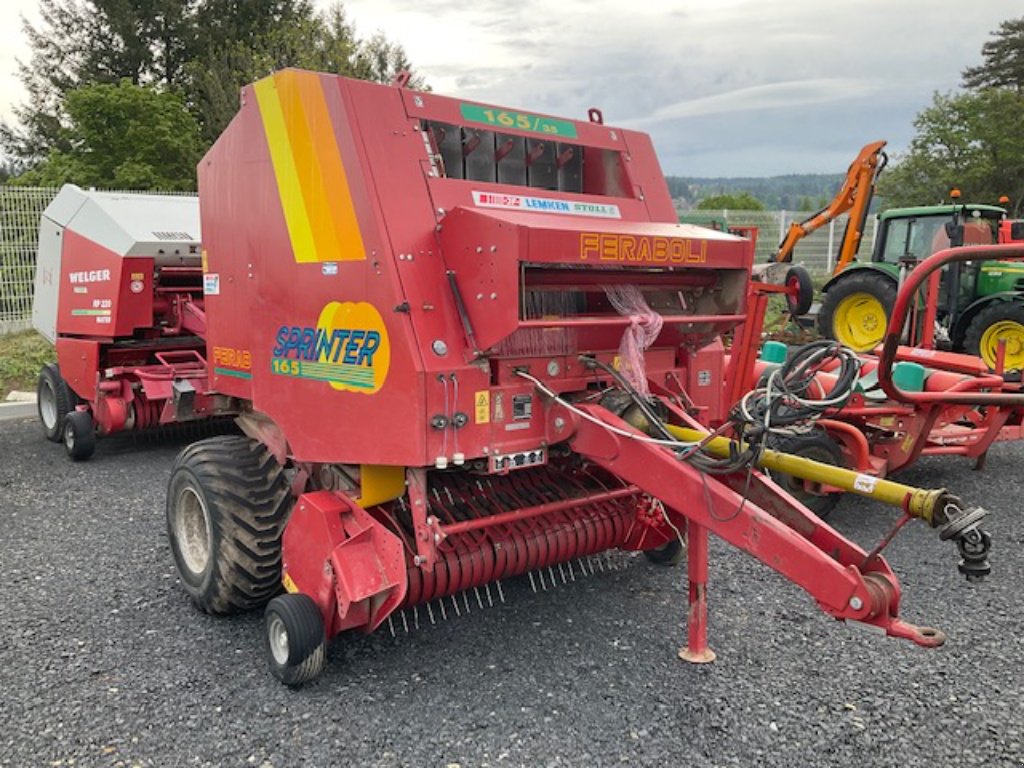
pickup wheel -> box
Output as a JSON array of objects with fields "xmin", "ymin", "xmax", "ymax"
[
  {"xmin": 265, "ymin": 594, "xmax": 327, "ymax": 687},
  {"xmin": 819, "ymin": 272, "xmax": 896, "ymax": 352},
  {"xmin": 63, "ymin": 410, "xmax": 96, "ymax": 461},
  {"xmin": 964, "ymin": 301, "xmax": 1024, "ymax": 372}
]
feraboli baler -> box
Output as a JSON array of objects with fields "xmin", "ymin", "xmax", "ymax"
[{"xmin": 161, "ymin": 69, "xmax": 991, "ymax": 685}]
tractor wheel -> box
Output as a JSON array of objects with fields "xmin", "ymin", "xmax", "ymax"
[
  {"xmin": 264, "ymin": 593, "xmax": 327, "ymax": 687},
  {"xmin": 964, "ymin": 301, "xmax": 1024, "ymax": 372},
  {"xmin": 166, "ymin": 435, "xmax": 292, "ymax": 615},
  {"xmin": 38, "ymin": 364, "xmax": 74, "ymax": 442},
  {"xmin": 784, "ymin": 265, "xmax": 814, "ymax": 317},
  {"xmin": 818, "ymin": 272, "xmax": 897, "ymax": 352},
  {"xmin": 63, "ymin": 410, "xmax": 96, "ymax": 461},
  {"xmin": 643, "ymin": 537, "xmax": 687, "ymax": 566},
  {"xmin": 768, "ymin": 431, "xmax": 844, "ymax": 518}
]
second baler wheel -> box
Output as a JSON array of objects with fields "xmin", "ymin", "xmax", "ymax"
[
  {"xmin": 166, "ymin": 435, "xmax": 292, "ymax": 614},
  {"xmin": 38, "ymin": 364, "xmax": 74, "ymax": 443}
]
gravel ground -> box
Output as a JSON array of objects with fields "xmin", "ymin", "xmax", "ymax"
[{"xmin": 1, "ymin": 415, "xmax": 1023, "ymax": 768}]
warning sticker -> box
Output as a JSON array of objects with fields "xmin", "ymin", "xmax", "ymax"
[
  {"xmin": 203, "ymin": 273, "xmax": 220, "ymax": 295},
  {"xmin": 475, "ymin": 390, "xmax": 490, "ymax": 424},
  {"xmin": 853, "ymin": 474, "xmax": 878, "ymax": 493}
]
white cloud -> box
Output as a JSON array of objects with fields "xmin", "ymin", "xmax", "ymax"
[{"xmin": 2, "ymin": 0, "xmax": 1021, "ymax": 175}]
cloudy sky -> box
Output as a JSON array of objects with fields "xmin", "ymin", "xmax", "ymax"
[{"xmin": 1, "ymin": 0, "xmax": 1020, "ymax": 176}]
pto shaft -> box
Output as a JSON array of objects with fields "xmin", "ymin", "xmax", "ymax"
[{"xmin": 664, "ymin": 424, "xmax": 947, "ymax": 525}]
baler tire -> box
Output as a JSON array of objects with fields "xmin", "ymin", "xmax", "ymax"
[
  {"xmin": 264, "ymin": 594, "xmax": 327, "ymax": 687},
  {"xmin": 768, "ymin": 431, "xmax": 844, "ymax": 518},
  {"xmin": 63, "ymin": 410, "xmax": 96, "ymax": 461},
  {"xmin": 166, "ymin": 435, "xmax": 292, "ymax": 615},
  {"xmin": 643, "ymin": 537, "xmax": 687, "ymax": 566},
  {"xmin": 38, "ymin": 364, "xmax": 73, "ymax": 442}
]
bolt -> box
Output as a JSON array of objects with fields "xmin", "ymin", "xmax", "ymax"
[
  {"xmin": 490, "ymin": 292, "xmax": 497, "ymax": 300},
  {"xmin": 554, "ymin": 417, "xmax": 566, "ymax": 431},
  {"xmin": 414, "ymin": 555, "xmax": 423, "ymax": 565},
  {"xmin": 476, "ymin": 246, "xmax": 483, "ymax": 253},
  {"xmin": 849, "ymin": 596, "xmax": 863, "ymax": 610}
]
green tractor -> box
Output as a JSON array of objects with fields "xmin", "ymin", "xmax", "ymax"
[{"xmin": 818, "ymin": 202, "xmax": 1024, "ymax": 369}]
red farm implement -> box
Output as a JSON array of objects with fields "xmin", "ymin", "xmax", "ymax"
[
  {"xmin": 33, "ymin": 70, "xmax": 991, "ymax": 685},
  {"xmin": 740, "ymin": 243, "xmax": 1024, "ymax": 517}
]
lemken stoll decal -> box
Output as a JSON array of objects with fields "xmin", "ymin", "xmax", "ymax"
[{"xmin": 271, "ymin": 301, "xmax": 390, "ymax": 393}]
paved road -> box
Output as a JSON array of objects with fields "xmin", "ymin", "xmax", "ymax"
[{"xmin": 1, "ymin": 416, "xmax": 1022, "ymax": 767}]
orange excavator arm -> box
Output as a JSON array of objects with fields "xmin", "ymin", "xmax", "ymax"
[{"xmin": 774, "ymin": 140, "xmax": 887, "ymax": 274}]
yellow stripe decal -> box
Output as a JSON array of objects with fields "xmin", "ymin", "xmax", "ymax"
[{"xmin": 254, "ymin": 71, "xmax": 365, "ymax": 263}]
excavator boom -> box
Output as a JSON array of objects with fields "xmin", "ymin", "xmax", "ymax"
[{"xmin": 774, "ymin": 140, "xmax": 887, "ymax": 273}]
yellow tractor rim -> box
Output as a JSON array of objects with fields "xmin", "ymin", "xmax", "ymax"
[
  {"xmin": 833, "ymin": 293, "xmax": 887, "ymax": 352},
  {"xmin": 979, "ymin": 319, "xmax": 1024, "ymax": 370}
]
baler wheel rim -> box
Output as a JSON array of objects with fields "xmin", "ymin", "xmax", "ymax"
[{"xmin": 173, "ymin": 486, "xmax": 213, "ymax": 577}]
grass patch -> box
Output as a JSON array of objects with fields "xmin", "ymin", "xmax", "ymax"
[{"xmin": 0, "ymin": 330, "xmax": 53, "ymax": 399}]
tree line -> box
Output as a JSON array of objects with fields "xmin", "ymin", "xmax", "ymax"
[
  {"xmin": 0, "ymin": 0, "xmax": 422, "ymax": 190},
  {"xmin": 873, "ymin": 17, "xmax": 1024, "ymax": 214}
]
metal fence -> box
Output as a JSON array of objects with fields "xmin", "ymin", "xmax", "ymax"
[
  {"xmin": 0, "ymin": 186, "xmax": 876, "ymax": 335},
  {"xmin": 0, "ymin": 185, "xmax": 197, "ymax": 335},
  {"xmin": 678, "ymin": 208, "xmax": 878, "ymax": 276},
  {"xmin": 0, "ymin": 187, "xmax": 56, "ymax": 334}
]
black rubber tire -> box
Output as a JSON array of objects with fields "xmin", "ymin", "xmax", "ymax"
[
  {"xmin": 264, "ymin": 593, "xmax": 327, "ymax": 687},
  {"xmin": 166, "ymin": 435, "xmax": 292, "ymax": 615},
  {"xmin": 818, "ymin": 271, "xmax": 897, "ymax": 352},
  {"xmin": 63, "ymin": 410, "xmax": 96, "ymax": 461},
  {"xmin": 963, "ymin": 301, "xmax": 1024, "ymax": 372},
  {"xmin": 784, "ymin": 265, "xmax": 814, "ymax": 317},
  {"xmin": 38, "ymin": 364, "xmax": 73, "ymax": 442},
  {"xmin": 768, "ymin": 430, "xmax": 844, "ymax": 518},
  {"xmin": 643, "ymin": 537, "xmax": 687, "ymax": 566}
]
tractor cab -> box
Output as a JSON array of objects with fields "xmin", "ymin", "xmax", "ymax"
[
  {"xmin": 819, "ymin": 200, "xmax": 1024, "ymax": 369},
  {"xmin": 872, "ymin": 204, "xmax": 1005, "ymax": 337}
]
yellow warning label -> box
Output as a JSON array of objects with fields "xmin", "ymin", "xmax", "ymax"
[
  {"xmin": 475, "ymin": 390, "xmax": 491, "ymax": 424},
  {"xmin": 282, "ymin": 572, "xmax": 298, "ymax": 593},
  {"xmin": 201, "ymin": 248, "xmax": 209, "ymax": 273},
  {"xmin": 130, "ymin": 272, "xmax": 145, "ymax": 280}
]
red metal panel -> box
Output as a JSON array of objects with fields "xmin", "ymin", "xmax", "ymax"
[
  {"xmin": 55, "ymin": 337, "xmax": 100, "ymax": 400},
  {"xmin": 57, "ymin": 231, "xmax": 153, "ymax": 338}
]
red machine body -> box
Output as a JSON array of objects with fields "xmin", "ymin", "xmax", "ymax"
[
  {"xmin": 32, "ymin": 187, "xmax": 236, "ymax": 443},
  {"xmin": 739, "ymin": 244, "xmax": 1024, "ymax": 504},
  {"xmin": 199, "ymin": 70, "xmax": 750, "ymax": 466}
]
